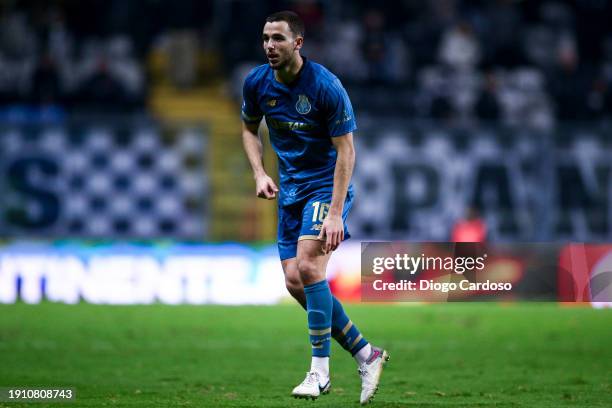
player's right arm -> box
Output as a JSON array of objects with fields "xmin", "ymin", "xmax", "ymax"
[
  {"xmin": 242, "ymin": 121, "xmax": 278, "ymax": 200},
  {"xmin": 241, "ymin": 71, "xmax": 278, "ymax": 200}
]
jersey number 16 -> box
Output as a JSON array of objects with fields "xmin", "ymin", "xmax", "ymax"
[{"xmin": 311, "ymin": 202, "xmax": 330, "ymax": 222}]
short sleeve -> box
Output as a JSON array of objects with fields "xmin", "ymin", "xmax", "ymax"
[
  {"xmin": 321, "ymin": 78, "xmax": 357, "ymax": 137},
  {"xmin": 241, "ymin": 74, "xmax": 263, "ymax": 124}
]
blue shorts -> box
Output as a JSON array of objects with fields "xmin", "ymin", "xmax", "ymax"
[{"xmin": 277, "ymin": 190, "xmax": 354, "ymax": 260}]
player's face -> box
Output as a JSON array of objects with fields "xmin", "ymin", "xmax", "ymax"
[{"xmin": 262, "ymin": 21, "xmax": 302, "ymax": 70}]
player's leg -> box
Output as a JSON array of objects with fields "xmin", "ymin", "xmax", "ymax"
[
  {"xmin": 290, "ymin": 238, "xmax": 333, "ymax": 399},
  {"xmin": 282, "ymin": 258, "xmax": 372, "ymax": 360},
  {"xmin": 299, "ymin": 191, "xmax": 389, "ymax": 405},
  {"xmin": 279, "ymin": 196, "xmax": 368, "ymax": 354},
  {"xmin": 279, "ymin": 203, "xmax": 331, "ymax": 399},
  {"xmin": 278, "ymin": 203, "xmax": 307, "ymax": 307},
  {"xmin": 296, "ymin": 243, "xmax": 388, "ymax": 405},
  {"xmin": 331, "ymin": 295, "xmax": 370, "ymax": 357},
  {"xmin": 298, "ymin": 190, "xmax": 372, "ymax": 359},
  {"xmin": 281, "ymin": 258, "xmax": 306, "ymax": 307}
]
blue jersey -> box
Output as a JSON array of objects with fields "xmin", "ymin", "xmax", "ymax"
[{"xmin": 241, "ymin": 58, "xmax": 356, "ymax": 207}]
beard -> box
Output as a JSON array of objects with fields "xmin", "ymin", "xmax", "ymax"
[
  {"xmin": 267, "ymin": 50, "xmax": 294, "ymax": 70},
  {"xmin": 269, "ymin": 58, "xmax": 287, "ymax": 70}
]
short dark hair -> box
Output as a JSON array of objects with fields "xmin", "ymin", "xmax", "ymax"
[{"xmin": 265, "ymin": 11, "xmax": 305, "ymax": 37}]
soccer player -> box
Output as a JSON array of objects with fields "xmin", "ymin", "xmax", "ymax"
[{"xmin": 241, "ymin": 11, "xmax": 389, "ymax": 404}]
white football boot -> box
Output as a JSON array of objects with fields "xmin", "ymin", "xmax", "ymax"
[
  {"xmin": 291, "ymin": 371, "xmax": 331, "ymax": 400},
  {"xmin": 358, "ymin": 347, "xmax": 390, "ymax": 404}
]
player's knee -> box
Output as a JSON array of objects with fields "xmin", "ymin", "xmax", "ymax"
[{"xmin": 297, "ymin": 258, "xmax": 319, "ymax": 282}]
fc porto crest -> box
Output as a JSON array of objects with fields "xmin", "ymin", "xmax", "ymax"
[{"xmin": 295, "ymin": 94, "xmax": 311, "ymax": 115}]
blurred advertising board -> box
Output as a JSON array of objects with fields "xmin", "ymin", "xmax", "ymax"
[
  {"xmin": 0, "ymin": 241, "xmax": 359, "ymax": 305},
  {"xmin": 558, "ymin": 244, "xmax": 612, "ymax": 306},
  {"xmin": 0, "ymin": 241, "xmax": 609, "ymax": 305},
  {"xmin": 0, "ymin": 241, "xmax": 286, "ymax": 305}
]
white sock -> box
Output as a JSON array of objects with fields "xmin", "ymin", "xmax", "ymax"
[
  {"xmin": 354, "ymin": 343, "xmax": 372, "ymax": 365},
  {"xmin": 311, "ymin": 356, "xmax": 329, "ymax": 383}
]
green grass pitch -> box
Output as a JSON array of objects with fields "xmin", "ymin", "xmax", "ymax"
[{"xmin": 0, "ymin": 303, "xmax": 610, "ymax": 407}]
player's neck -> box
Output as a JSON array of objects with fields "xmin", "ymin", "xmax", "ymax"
[{"xmin": 274, "ymin": 54, "xmax": 304, "ymax": 85}]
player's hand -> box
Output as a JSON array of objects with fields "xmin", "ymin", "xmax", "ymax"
[
  {"xmin": 255, "ymin": 174, "xmax": 279, "ymax": 200},
  {"xmin": 318, "ymin": 214, "xmax": 344, "ymax": 253}
]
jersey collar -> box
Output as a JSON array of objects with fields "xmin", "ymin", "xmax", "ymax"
[{"xmin": 271, "ymin": 56, "xmax": 310, "ymax": 90}]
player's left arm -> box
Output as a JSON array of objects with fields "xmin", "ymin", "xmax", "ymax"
[{"xmin": 319, "ymin": 132, "xmax": 355, "ymax": 253}]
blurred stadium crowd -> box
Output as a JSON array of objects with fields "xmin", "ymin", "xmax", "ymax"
[
  {"xmin": 1, "ymin": 0, "xmax": 611, "ymax": 243},
  {"xmin": 301, "ymin": 0, "xmax": 612, "ymax": 128},
  {"xmin": 1, "ymin": 0, "xmax": 611, "ymax": 127}
]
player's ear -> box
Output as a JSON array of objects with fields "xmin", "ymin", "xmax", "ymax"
[{"xmin": 294, "ymin": 36, "xmax": 303, "ymax": 51}]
